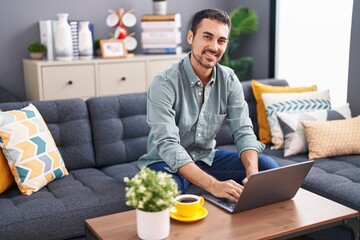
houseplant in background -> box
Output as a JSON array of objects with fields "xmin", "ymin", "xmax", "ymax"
[
  {"xmin": 221, "ymin": 7, "xmax": 259, "ymax": 81},
  {"xmin": 27, "ymin": 41, "xmax": 47, "ymax": 60},
  {"xmin": 124, "ymin": 168, "xmax": 180, "ymax": 239},
  {"xmin": 152, "ymin": 0, "xmax": 167, "ymax": 15}
]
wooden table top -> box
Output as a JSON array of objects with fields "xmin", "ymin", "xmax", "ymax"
[{"xmin": 85, "ymin": 188, "xmax": 359, "ymax": 240}]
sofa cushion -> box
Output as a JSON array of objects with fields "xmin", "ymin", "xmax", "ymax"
[
  {"xmin": 262, "ymin": 90, "xmax": 331, "ymax": 149},
  {"xmin": 0, "ymin": 167, "xmax": 131, "ymax": 240},
  {"xmin": 251, "ymin": 80, "xmax": 317, "ymax": 144},
  {"xmin": 263, "ymin": 147, "xmax": 360, "ymax": 212},
  {"xmin": 86, "ymin": 93, "xmax": 149, "ymax": 168},
  {"xmin": 0, "ymin": 100, "xmax": 96, "ymax": 171},
  {"xmin": 277, "ymin": 104, "xmax": 352, "ymax": 157},
  {"xmin": 301, "ymin": 116, "xmax": 360, "ymax": 159},
  {"xmin": 0, "ymin": 104, "xmax": 68, "ymax": 195}
]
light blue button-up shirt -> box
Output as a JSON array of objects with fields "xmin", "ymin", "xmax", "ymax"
[{"xmin": 138, "ymin": 53, "xmax": 264, "ymax": 172}]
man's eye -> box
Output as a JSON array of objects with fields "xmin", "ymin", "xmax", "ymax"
[
  {"xmin": 203, "ymin": 35, "xmax": 212, "ymax": 40},
  {"xmin": 218, "ymin": 40, "xmax": 227, "ymax": 45}
]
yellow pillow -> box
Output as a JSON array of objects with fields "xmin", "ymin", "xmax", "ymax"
[
  {"xmin": 251, "ymin": 80, "xmax": 317, "ymax": 144},
  {"xmin": 0, "ymin": 149, "xmax": 15, "ymax": 193},
  {"xmin": 301, "ymin": 117, "xmax": 360, "ymax": 160}
]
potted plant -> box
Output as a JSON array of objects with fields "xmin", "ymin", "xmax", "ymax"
[
  {"xmin": 94, "ymin": 38, "xmax": 102, "ymax": 57},
  {"xmin": 221, "ymin": 7, "xmax": 259, "ymax": 81},
  {"xmin": 152, "ymin": 0, "xmax": 167, "ymax": 15},
  {"xmin": 27, "ymin": 41, "xmax": 47, "ymax": 60},
  {"xmin": 124, "ymin": 168, "xmax": 180, "ymax": 239}
]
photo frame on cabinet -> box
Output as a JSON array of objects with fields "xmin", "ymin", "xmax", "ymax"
[{"xmin": 100, "ymin": 39, "xmax": 128, "ymax": 58}]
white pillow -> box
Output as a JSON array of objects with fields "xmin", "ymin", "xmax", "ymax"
[
  {"xmin": 262, "ymin": 90, "xmax": 331, "ymax": 149},
  {"xmin": 277, "ymin": 104, "xmax": 352, "ymax": 157}
]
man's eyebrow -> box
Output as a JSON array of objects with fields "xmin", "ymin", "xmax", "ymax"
[{"xmin": 202, "ymin": 31, "xmax": 228, "ymax": 41}]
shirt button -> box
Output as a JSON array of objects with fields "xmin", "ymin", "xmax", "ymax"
[
  {"xmin": 197, "ymin": 133, "xmax": 201, "ymax": 137},
  {"xmin": 192, "ymin": 154, "xmax": 196, "ymax": 158},
  {"xmin": 197, "ymin": 82, "xmax": 201, "ymax": 85},
  {"xmin": 198, "ymin": 92, "xmax": 202, "ymax": 96}
]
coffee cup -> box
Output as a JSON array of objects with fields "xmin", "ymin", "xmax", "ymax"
[{"xmin": 174, "ymin": 194, "xmax": 204, "ymax": 218}]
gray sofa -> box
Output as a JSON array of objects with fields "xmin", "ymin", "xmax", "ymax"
[{"xmin": 0, "ymin": 79, "xmax": 358, "ymax": 240}]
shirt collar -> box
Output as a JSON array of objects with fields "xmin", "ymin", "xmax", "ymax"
[{"xmin": 184, "ymin": 52, "xmax": 216, "ymax": 87}]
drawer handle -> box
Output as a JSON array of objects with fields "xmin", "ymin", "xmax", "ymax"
[
  {"xmin": 68, "ymin": 80, "xmax": 73, "ymax": 85},
  {"xmin": 120, "ymin": 77, "xmax": 126, "ymax": 81}
]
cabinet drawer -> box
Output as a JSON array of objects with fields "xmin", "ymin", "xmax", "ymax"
[
  {"xmin": 42, "ymin": 65, "xmax": 95, "ymax": 100},
  {"xmin": 98, "ymin": 62, "xmax": 147, "ymax": 96}
]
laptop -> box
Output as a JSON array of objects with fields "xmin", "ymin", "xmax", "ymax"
[{"xmin": 202, "ymin": 160, "xmax": 314, "ymax": 213}]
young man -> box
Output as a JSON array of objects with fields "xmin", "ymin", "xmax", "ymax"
[{"xmin": 139, "ymin": 9, "xmax": 278, "ymax": 202}]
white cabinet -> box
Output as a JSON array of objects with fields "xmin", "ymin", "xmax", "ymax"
[
  {"xmin": 23, "ymin": 54, "xmax": 186, "ymax": 101},
  {"xmin": 98, "ymin": 61, "xmax": 147, "ymax": 96}
]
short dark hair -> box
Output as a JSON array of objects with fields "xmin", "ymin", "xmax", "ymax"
[{"xmin": 191, "ymin": 9, "xmax": 231, "ymax": 35}]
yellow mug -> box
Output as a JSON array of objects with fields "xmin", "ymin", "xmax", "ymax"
[{"xmin": 174, "ymin": 194, "xmax": 204, "ymax": 218}]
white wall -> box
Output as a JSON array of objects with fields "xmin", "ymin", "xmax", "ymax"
[{"xmin": 275, "ymin": 0, "xmax": 353, "ymax": 107}]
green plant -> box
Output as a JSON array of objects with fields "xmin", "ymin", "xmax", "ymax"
[
  {"xmin": 27, "ymin": 41, "xmax": 47, "ymax": 53},
  {"xmin": 94, "ymin": 39, "xmax": 101, "ymax": 50},
  {"xmin": 221, "ymin": 7, "xmax": 259, "ymax": 81},
  {"xmin": 124, "ymin": 168, "xmax": 180, "ymax": 212}
]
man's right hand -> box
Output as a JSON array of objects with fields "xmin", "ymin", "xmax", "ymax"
[
  {"xmin": 178, "ymin": 162, "xmax": 243, "ymax": 202},
  {"xmin": 210, "ymin": 179, "xmax": 243, "ymax": 202}
]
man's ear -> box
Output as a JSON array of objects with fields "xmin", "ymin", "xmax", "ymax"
[{"xmin": 187, "ymin": 30, "xmax": 193, "ymax": 44}]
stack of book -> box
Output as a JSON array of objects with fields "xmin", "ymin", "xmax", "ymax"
[{"xmin": 141, "ymin": 13, "xmax": 182, "ymax": 54}]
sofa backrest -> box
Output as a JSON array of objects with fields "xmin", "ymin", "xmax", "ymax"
[
  {"xmin": 215, "ymin": 79, "xmax": 288, "ymax": 146},
  {"xmin": 86, "ymin": 93, "xmax": 149, "ymax": 168},
  {"xmin": 0, "ymin": 99, "xmax": 96, "ymax": 171}
]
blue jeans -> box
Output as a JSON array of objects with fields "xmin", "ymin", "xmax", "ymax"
[{"xmin": 147, "ymin": 150, "xmax": 279, "ymax": 193}]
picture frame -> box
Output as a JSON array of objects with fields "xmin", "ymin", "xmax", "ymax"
[{"xmin": 100, "ymin": 39, "xmax": 128, "ymax": 58}]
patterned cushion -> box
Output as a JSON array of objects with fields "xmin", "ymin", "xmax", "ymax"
[
  {"xmin": 0, "ymin": 149, "xmax": 14, "ymax": 193},
  {"xmin": 262, "ymin": 90, "xmax": 331, "ymax": 149},
  {"xmin": 0, "ymin": 104, "xmax": 68, "ymax": 195},
  {"xmin": 277, "ymin": 104, "xmax": 352, "ymax": 157},
  {"xmin": 301, "ymin": 116, "xmax": 360, "ymax": 159},
  {"xmin": 251, "ymin": 80, "xmax": 317, "ymax": 144}
]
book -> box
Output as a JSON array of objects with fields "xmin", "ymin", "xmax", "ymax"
[
  {"xmin": 39, "ymin": 20, "xmax": 55, "ymax": 60},
  {"xmin": 143, "ymin": 46, "xmax": 182, "ymax": 54},
  {"xmin": 141, "ymin": 13, "xmax": 181, "ymax": 22},
  {"xmin": 142, "ymin": 43, "xmax": 180, "ymax": 49},
  {"xmin": 141, "ymin": 31, "xmax": 182, "ymax": 44},
  {"xmin": 141, "ymin": 20, "xmax": 181, "ymax": 29}
]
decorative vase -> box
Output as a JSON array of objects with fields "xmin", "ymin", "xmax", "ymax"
[
  {"xmin": 136, "ymin": 208, "xmax": 170, "ymax": 240},
  {"xmin": 78, "ymin": 21, "xmax": 93, "ymax": 60},
  {"xmin": 55, "ymin": 13, "xmax": 73, "ymax": 61},
  {"xmin": 153, "ymin": 1, "xmax": 167, "ymax": 15}
]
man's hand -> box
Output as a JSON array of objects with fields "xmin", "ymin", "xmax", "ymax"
[
  {"xmin": 211, "ymin": 179, "xmax": 243, "ymax": 202},
  {"xmin": 178, "ymin": 162, "xmax": 243, "ymax": 202}
]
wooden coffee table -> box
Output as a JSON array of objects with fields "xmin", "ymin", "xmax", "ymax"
[{"xmin": 85, "ymin": 188, "xmax": 359, "ymax": 240}]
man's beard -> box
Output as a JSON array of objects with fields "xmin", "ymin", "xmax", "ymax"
[{"xmin": 194, "ymin": 49, "xmax": 221, "ymax": 69}]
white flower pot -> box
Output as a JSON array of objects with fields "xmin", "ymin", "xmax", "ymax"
[
  {"xmin": 136, "ymin": 208, "xmax": 170, "ymax": 240},
  {"xmin": 153, "ymin": 1, "xmax": 167, "ymax": 15}
]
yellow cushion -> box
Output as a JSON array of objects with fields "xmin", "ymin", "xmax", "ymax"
[
  {"xmin": 0, "ymin": 104, "xmax": 68, "ymax": 195},
  {"xmin": 251, "ymin": 80, "xmax": 317, "ymax": 144},
  {"xmin": 301, "ymin": 116, "xmax": 360, "ymax": 160},
  {"xmin": 0, "ymin": 149, "xmax": 15, "ymax": 193}
]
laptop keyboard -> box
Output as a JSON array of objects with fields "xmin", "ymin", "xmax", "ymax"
[{"xmin": 218, "ymin": 199, "xmax": 236, "ymax": 209}]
